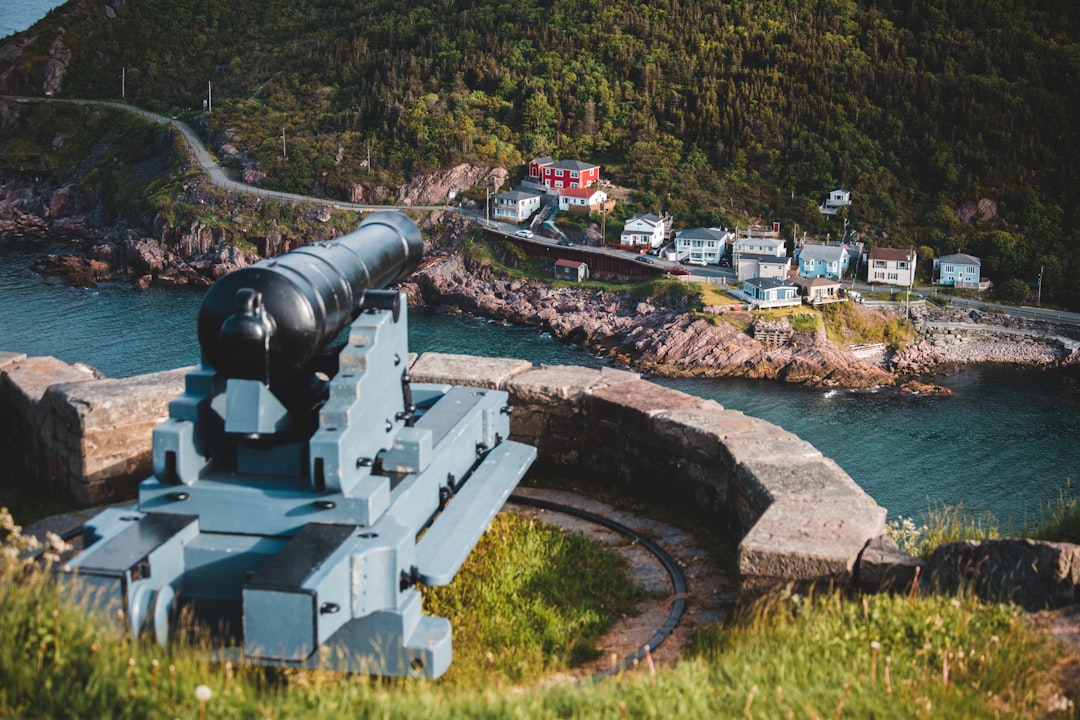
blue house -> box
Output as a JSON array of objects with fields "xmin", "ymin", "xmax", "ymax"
[
  {"xmin": 797, "ymin": 243, "xmax": 850, "ymax": 280},
  {"xmin": 741, "ymin": 277, "xmax": 801, "ymax": 308},
  {"xmin": 934, "ymin": 253, "xmax": 986, "ymax": 289}
]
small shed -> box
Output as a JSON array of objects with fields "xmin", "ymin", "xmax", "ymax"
[{"xmin": 554, "ymin": 258, "xmax": 589, "ymax": 282}]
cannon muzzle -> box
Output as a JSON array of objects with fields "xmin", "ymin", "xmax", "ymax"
[{"xmin": 197, "ymin": 211, "xmax": 423, "ymax": 396}]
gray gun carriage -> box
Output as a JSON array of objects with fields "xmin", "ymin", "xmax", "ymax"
[{"xmin": 60, "ymin": 212, "xmax": 536, "ymax": 678}]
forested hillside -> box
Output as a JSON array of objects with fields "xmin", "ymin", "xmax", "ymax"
[{"xmin": 2, "ymin": 0, "xmax": 1079, "ymax": 307}]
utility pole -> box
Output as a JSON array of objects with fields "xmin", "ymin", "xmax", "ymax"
[
  {"xmin": 1037, "ymin": 265, "xmax": 1044, "ymax": 307},
  {"xmin": 281, "ymin": 126, "xmax": 287, "ymax": 159},
  {"xmin": 485, "ymin": 187, "xmax": 490, "ymax": 223},
  {"xmin": 121, "ymin": 67, "xmax": 125, "ymax": 99},
  {"xmin": 207, "ymin": 81, "xmax": 212, "ymax": 113}
]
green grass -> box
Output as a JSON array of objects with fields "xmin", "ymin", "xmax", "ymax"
[
  {"xmin": 0, "ymin": 505, "xmax": 1065, "ymax": 718},
  {"xmin": 820, "ymin": 301, "xmax": 916, "ymax": 349},
  {"xmin": 423, "ymin": 512, "xmax": 641, "ymax": 686}
]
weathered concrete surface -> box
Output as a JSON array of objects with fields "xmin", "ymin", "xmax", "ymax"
[
  {"xmin": 738, "ymin": 496, "xmax": 887, "ymax": 580},
  {"xmin": 929, "ymin": 539, "xmax": 1080, "ymax": 611},
  {"xmin": 409, "ymin": 352, "xmax": 534, "ymax": 389},
  {"xmin": 38, "ymin": 367, "xmax": 190, "ymax": 504}
]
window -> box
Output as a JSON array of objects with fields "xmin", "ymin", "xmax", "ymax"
[
  {"xmin": 898, "ymin": 261, "xmax": 908, "ymax": 270},
  {"xmin": 571, "ymin": 171, "xmax": 578, "ymax": 178},
  {"xmin": 556, "ymin": 169, "xmax": 564, "ymax": 177},
  {"xmin": 888, "ymin": 273, "xmax": 898, "ymax": 280},
  {"xmin": 873, "ymin": 260, "xmax": 886, "ymax": 268}
]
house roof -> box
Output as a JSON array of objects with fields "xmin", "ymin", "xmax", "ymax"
[
  {"xmin": 739, "ymin": 253, "xmax": 791, "ymax": 265},
  {"xmin": 792, "ymin": 276, "xmax": 841, "ymax": 289},
  {"xmin": 799, "ymin": 243, "xmax": 848, "ymax": 262},
  {"xmin": 736, "ymin": 236, "xmax": 785, "ymax": 249},
  {"xmin": 676, "ymin": 227, "xmax": 727, "ymax": 241},
  {"xmin": 936, "ymin": 253, "xmax": 981, "ymax": 266},
  {"xmin": 530, "ymin": 157, "xmax": 554, "ymax": 166},
  {"xmin": 550, "ymin": 159, "xmax": 599, "ymax": 171},
  {"xmin": 495, "ymin": 190, "xmax": 539, "ymax": 201},
  {"xmin": 744, "ymin": 277, "xmax": 794, "ymax": 290},
  {"xmin": 869, "ymin": 247, "xmax": 915, "ymax": 262},
  {"xmin": 626, "ymin": 213, "xmax": 662, "ymax": 228},
  {"xmin": 555, "ymin": 258, "xmax": 586, "ymax": 269},
  {"xmin": 558, "ymin": 186, "xmax": 602, "ymax": 199}
]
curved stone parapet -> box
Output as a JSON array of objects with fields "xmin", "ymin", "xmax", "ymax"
[
  {"xmin": 0, "ymin": 350, "xmax": 887, "ymax": 587},
  {"xmin": 410, "ymin": 352, "xmax": 887, "ymax": 585}
]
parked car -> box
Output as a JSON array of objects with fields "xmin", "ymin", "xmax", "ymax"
[
  {"xmin": 515, "ymin": 229, "xmax": 534, "ymax": 238},
  {"xmin": 635, "ymin": 256, "xmax": 655, "ymax": 264},
  {"xmin": 665, "ymin": 267, "xmax": 691, "ymax": 276},
  {"xmin": 557, "ymin": 239, "xmax": 573, "ymax": 246}
]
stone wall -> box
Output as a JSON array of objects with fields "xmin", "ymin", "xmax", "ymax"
[
  {"xmin": 0, "ymin": 351, "xmax": 887, "ymax": 587},
  {"xmin": 0, "ymin": 352, "xmax": 189, "ymax": 505}
]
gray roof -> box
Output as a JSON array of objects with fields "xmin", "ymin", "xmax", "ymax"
[
  {"xmin": 739, "ymin": 253, "xmax": 790, "ymax": 265},
  {"xmin": 551, "ymin": 159, "xmax": 598, "ymax": 171},
  {"xmin": 744, "ymin": 277, "xmax": 794, "ymax": 290},
  {"xmin": 936, "ymin": 253, "xmax": 981, "ymax": 266},
  {"xmin": 495, "ymin": 190, "xmax": 539, "ymax": 201},
  {"xmin": 798, "ymin": 243, "xmax": 848, "ymax": 262},
  {"xmin": 676, "ymin": 227, "xmax": 727, "ymax": 241}
]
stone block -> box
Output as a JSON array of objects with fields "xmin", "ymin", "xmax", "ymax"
[
  {"xmin": 1, "ymin": 356, "xmax": 102, "ymax": 492},
  {"xmin": 928, "ymin": 539, "xmax": 1080, "ymax": 611},
  {"xmin": 857, "ymin": 534, "xmax": 926, "ymax": 594},
  {"xmin": 38, "ymin": 367, "xmax": 189, "ymax": 504},
  {"xmin": 652, "ymin": 400, "xmax": 728, "ymax": 458},
  {"xmin": 735, "ymin": 456, "xmax": 868, "ymax": 512},
  {"xmin": 409, "ymin": 352, "xmax": 533, "ymax": 389},
  {"xmin": 585, "ymin": 379, "xmax": 705, "ymax": 435},
  {"xmin": 738, "ymin": 496, "xmax": 887, "ymax": 580},
  {"xmin": 508, "ymin": 364, "xmax": 617, "ymax": 404}
]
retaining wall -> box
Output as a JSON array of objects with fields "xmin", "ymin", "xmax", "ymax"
[{"xmin": 0, "ymin": 351, "xmax": 887, "ymax": 587}]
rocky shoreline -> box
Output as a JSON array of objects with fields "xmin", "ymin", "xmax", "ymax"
[{"xmin": 5, "ymin": 188, "xmax": 1079, "ymax": 391}]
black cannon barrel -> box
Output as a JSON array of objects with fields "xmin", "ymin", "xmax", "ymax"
[{"xmin": 197, "ymin": 211, "xmax": 423, "ymax": 392}]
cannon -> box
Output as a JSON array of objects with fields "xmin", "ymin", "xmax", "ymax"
[{"xmin": 60, "ymin": 212, "xmax": 536, "ymax": 678}]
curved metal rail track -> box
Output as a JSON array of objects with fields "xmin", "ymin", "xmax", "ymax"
[{"xmin": 507, "ymin": 493, "xmax": 689, "ymax": 679}]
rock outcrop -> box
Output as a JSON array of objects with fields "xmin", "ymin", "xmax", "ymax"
[
  {"xmin": 402, "ymin": 253, "xmax": 896, "ymax": 387},
  {"xmin": 347, "ymin": 163, "xmax": 508, "ymax": 206}
]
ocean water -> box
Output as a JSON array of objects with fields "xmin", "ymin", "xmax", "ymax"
[
  {"xmin": 0, "ymin": 0, "xmax": 65, "ymax": 39},
  {"xmin": 2, "ymin": 237, "xmax": 1078, "ymax": 527}
]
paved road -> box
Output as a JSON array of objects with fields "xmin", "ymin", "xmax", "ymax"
[{"xmin": 3, "ymin": 95, "xmax": 459, "ymax": 214}]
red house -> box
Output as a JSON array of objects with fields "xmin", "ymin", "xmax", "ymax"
[{"xmin": 527, "ymin": 157, "xmax": 600, "ymax": 190}]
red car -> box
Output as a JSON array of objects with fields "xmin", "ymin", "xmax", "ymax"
[{"xmin": 665, "ymin": 267, "xmax": 692, "ymax": 276}]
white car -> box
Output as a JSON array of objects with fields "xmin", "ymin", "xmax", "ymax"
[{"xmin": 514, "ymin": 229, "xmax": 534, "ymax": 238}]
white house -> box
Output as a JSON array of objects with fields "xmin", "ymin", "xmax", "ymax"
[
  {"xmin": 733, "ymin": 235, "xmax": 786, "ymax": 258},
  {"xmin": 791, "ymin": 276, "xmax": 843, "ymax": 305},
  {"xmin": 620, "ymin": 213, "xmax": 670, "ymax": 249},
  {"xmin": 737, "ymin": 254, "xmax": 792, "ymax": 282},
  {"xmin": 819, "ymin": 189, "xmax": 852, "ymax": 215},
  {"xmin": 491, "ymin": 190, "xmax": 541, "ymax": 223},
  {"xmin": 557, "ymin": 186, "xmax": 608, "ymax": 214},
  {"xmin": 741, "ymin": 277, "xmax": 801, "ymax": 308},
  {"xmin": 797, "ymin": 243, "xmax": 850, "ymax": 280},
  {"xmin": 868, "ymin": 247, "xmax": 917, "ymax": 287},
  {"xmin": 934, "ymin": 253, "xmax": 987, "ymax": 290},
  {"xmin": 674, "ymin": 227, "xmax": 733, "ymax": 265}
]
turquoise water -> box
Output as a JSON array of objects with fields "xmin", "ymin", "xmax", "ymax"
[{"xmin": 2, "ymin": 237, "xmax": 1078, "ymax": 526}]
